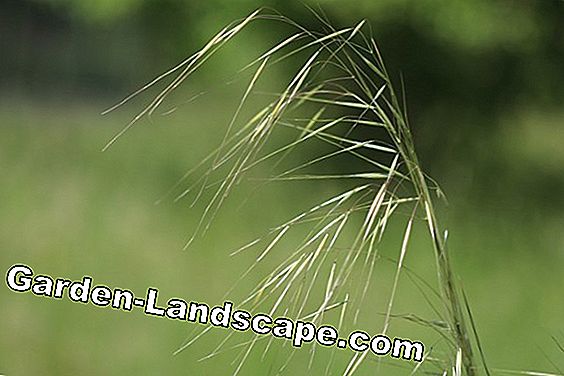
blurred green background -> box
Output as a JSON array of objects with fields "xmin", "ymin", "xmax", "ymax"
[{"xmin": 1, "ymin": 0, "xmax": 563, "ymax": 375}]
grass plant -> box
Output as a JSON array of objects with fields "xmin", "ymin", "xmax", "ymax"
[{"xmin": 105, "ymin": 8, "xmax": 488, "ymax": 375}]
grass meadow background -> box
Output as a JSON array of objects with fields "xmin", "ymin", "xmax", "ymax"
[{"xmin": 1, "ymin": 1, "xmax": 563, "ymax": 375}]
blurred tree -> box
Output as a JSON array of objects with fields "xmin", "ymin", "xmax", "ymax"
[{"xmin": 2, "ymin": 0, "xmax": 563, "ymax": 222}]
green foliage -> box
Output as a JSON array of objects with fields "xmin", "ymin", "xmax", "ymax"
[
  {"xmin": 319, "ymin": 0, "xmax": 541, "ymax": 50},
  {"xmin": 47, "ymin": 0, "xmax": 544, "ymax": 51},
  {"xmin": 47, "ymin": 0, "xmax": 145, "ymax": 22}
]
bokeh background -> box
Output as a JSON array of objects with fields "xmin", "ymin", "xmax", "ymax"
[{"xmin": 1, "ymin": 0, "xmax": 563, "ymax": 375}]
